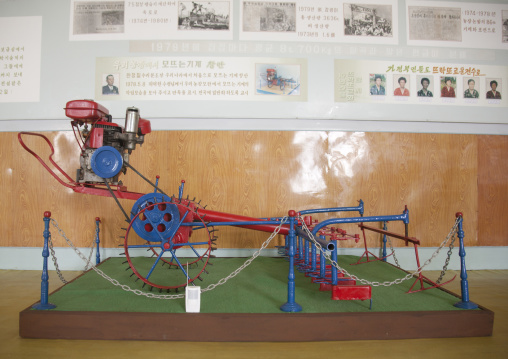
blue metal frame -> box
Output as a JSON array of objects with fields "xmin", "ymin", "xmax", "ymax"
[
  {"xmin": 299, "ymin": 199, "xmax": 364, "ymax": 216},
  {"xmin": 311, "ymin": 211, "xmax": 409, "ymax": 238}
]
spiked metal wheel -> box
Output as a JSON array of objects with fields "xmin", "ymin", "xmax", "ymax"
[{"xmin": 124, "ymin": 193, "xmax": 213, "ymax": 290}]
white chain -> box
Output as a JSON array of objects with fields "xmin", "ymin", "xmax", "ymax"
[
  {"xmin": 49, "ymin": 217, "xmax": 287, "ymax": 299},
  {"xmin": 49, "ymin": 214, "xmax": 459, "ymax": 297},
  {"xmin": 201, "ymin": 217, "xmax": 288, "ymax": 293},
  {"xmin": 298, "ymin": 216, "xmax": 461, "ymax": 287},
  {"xmin": 83, "ymin": 225, "xmax": 99, "ymax": 272},
  {"xmin": 48, "ymin": 233, "xmax": 68, "ymax": 284}
]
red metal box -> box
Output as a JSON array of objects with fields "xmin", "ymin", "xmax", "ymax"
[{"xmin": 65, "ymin": 100, "xmax": 110, "ymax": 122}]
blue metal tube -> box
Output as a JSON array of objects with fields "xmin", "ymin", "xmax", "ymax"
[
  {"xmin": 319, "ymin": 236, "xmax": 326, "ymax": 279},
  {"xmin": 331, "ymin": 242, "xmax": 338, "ymax": 285},
  {"xmin": 299, "ymin": 199, "xmax": 364, "ymax": 216},
  {"xmin": 311, "ymin": 212, "xmax": 409, "ymax": 238}
]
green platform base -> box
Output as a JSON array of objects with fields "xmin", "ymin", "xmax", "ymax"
[{"xmin": 19, "ymin": 256, "xmax": 494, "ymax": 341}]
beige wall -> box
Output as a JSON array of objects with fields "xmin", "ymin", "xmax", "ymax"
[{"xmin": 1, "ymin": 131, "xmax": 507, "ymax": 249}]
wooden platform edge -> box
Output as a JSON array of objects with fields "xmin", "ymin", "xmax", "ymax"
[{"xmin": 19, "ymin": 306, "xmax": 494, "ymax": 342}]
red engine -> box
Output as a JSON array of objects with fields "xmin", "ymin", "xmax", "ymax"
[{"xmin": 65, "ymin": 100, "xmax": 151, "ymax": 185}]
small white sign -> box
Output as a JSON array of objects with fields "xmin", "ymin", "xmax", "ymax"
[{"xmin": 185, "ymin": 286, "xmax": 201, "ymax": 313}]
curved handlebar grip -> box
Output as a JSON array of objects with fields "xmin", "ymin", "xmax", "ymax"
[{"xmin": 18, "ymin": 132, "xmax": 77, "ymax": 188}]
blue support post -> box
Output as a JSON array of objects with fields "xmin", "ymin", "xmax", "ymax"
[
  {"xmin": 95, "ymin": 217, "xmax": 101, "ymax": 265},
  {"xmin": 32, "ymin": 211, "xmax": 56, "ymax": 310},
  {"xmin": 280, "ymin": 210, "xmax": 302, "ymax": 313},
  {"xmin": 331, "ymin": 241, "xmax": 338, "ymax": 285},
  {"xmin": 178, "ymin": 180, "xmax": 185, "ymax": 200},
  {"xmin": 453, "ymin": 213, "xmax": 478, "ymax": 310},
  {"xmin": 382, "ymin": 221, "xmax": 388, "ymax": 262},
  {"xmin": 319, "ymin": 235, "xmax": 326, "ymax": 279},
  {"xmin": 298, "ymin": 235, "xmax": 303, "ymax": 262}
]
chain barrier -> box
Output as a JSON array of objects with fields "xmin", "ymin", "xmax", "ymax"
[
  {"xmin": 49, "ymin": 216, "xmax": 287, "ymax": 300},
  {"xmin": 83, "ymin": 225, "xmax": 99, "ymax": 272},
  {"xmin": 436, "ymin": 231, "xmax": 456, "ymax": 284},
  {"xmin": 201, "ymin": 217, "xmax": 287, "ymax": 293},
  {"xmin": 48, "ymin": 232, "xmax": 68, "ymax": 284},
  {"xmin": 298, "ymin": 215, "xmax": 461, "ymax": 287},
  {"xmin": 386, "ymin": 235, "xmax": 400, "ymax": 268},
  {"xmin": 48, "ymin": 211, "xmax": 459, "ymax": 298}
]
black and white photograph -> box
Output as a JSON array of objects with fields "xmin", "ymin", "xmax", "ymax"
[
  {"xmin": 72, "ymin": 1, "xmax": 125, "ymax": 35},
  {"xmin": 502, "ymin": 10, "xmax": 508, "ymax": 43},
  {"xmin": 243, "ymin": 2, "xmax": 296, "ymax": 32},
  {"xmin": 178, "ymin": 1, "xmax": 230, "ymax": 30},
  {"xmin": 408, "ymin": 6, "xmax": 461, "ymax": 42},
  {"xmin": 343, "ymin": 3, "xmax": 393, "ymax": 37}
]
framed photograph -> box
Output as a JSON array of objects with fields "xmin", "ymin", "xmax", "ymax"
[
  {"xmin": 178, "ymin": 1, "xmax": 230, "ymax": 31},
  {"xmin": 393, "ymin": 75, "xmax": 410, "ymax": 96},
  {"xmin": 416, "ymin": 75, "xmax": 434, "ymax": 97},
  {"xmin": 369, "ymin": 73, "xmax": 386, "ymax": 95},
  {"xmin": 486, "ymin": 78, "xmax": 502, "ymax": 99},
  {"xmin": 463, "ymin": 77, "xmax": 480, "ymax": 99},
  {"xmin": 440, "ymin": 76, "xmax": 456, "ymax": 98},
  {"xmin": 408, "ymin": 6, "xmax": 461, "ymax": 42},
  {"xmin": 243, "ymin": 2, "xmax": 296, "ymax": 32},
  {"xmin": 344, "ymin": 3, "xmax": 393, "ymax": 37}
]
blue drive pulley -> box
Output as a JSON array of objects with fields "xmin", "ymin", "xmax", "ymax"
[
  {"xmin": 130, "ymin": 193, "xmax": 180, "ymax": 242},
  {"xmin": 91, "ymin": 146, "xmax": 123, "ymax": 179}
]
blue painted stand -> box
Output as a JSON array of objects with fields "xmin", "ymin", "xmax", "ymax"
[
  {"xmin": 280, "ymin": 211, "xmax": 303, "ymax": 313},
  {"xmin": 32, "ymin": 211, "xmax": 56, "ymax": 310},
  {"xmin": 453, "ymin": 213, "xmax": 478, "ymax": 310},
  {"xmin": 95, "ymin": 217, "xmax": 101, "ymax": 265},
  {"xmin": 382, "ymin": 221, "xmax": 388, "ymax": 262}
]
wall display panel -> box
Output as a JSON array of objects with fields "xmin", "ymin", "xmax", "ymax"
[
  {"xmin": 70, "ymin": 0, "xmax": 234, "ymax": 41},
  {"xmin": 0, "ymin": 0, "xmax": 507, "ymax": 133},
  {"xmin": 95, "ymin": 56, "xmax": 307, "ymax": 101},
  {"xmin": 0, "ymin": 16, "xmax": 42, "ymax": 103},
  {"xmin": 239, "ymin": 0, "xmax": 399, "ymax": 45},
  {"xmin": 406, "ymin": 1, "xmax": 508, "ymax": 50},
  {"xmin": 334, "ymin": 59, "xmax": 507, "ymax": 110}
]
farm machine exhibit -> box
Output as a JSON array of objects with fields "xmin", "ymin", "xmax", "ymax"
[{"xmin": 19, "ymin": 100, "xmax": 476, "ymax": 312}]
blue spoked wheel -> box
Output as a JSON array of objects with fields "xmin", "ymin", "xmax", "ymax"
[
  {"xmin": 124, "ymin": 195, "xmax": 212, "ymax": 290},
  {"xmin": 91, "ymin": 146, "xmax": 123, "ymax": 179}
]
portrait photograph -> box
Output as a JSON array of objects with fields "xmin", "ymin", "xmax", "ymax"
[
  {"xmin": 463, "ymin": 77, "xmax": 480, "ymax": 99},
  {"xmin": 486, "ymin": 78, "xmax": 502, "ymax": 99},
  {"xmin": 369, "ymin": 73, "xmax": 386, "ymax": 96},
  {"xmin": 440, "ymin": 76, "xmax": 456, "ymax": 98},
  {"xmin": 393, "ymin": 75, "xmax": 410, "ymax": 96},
  {"xmin": 416, "ymin": 75, "xmax": 433, "ymax": 97},
  {"xmin": 102, "ymin": 73, "xmax": 120, "ymax": 95}
]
